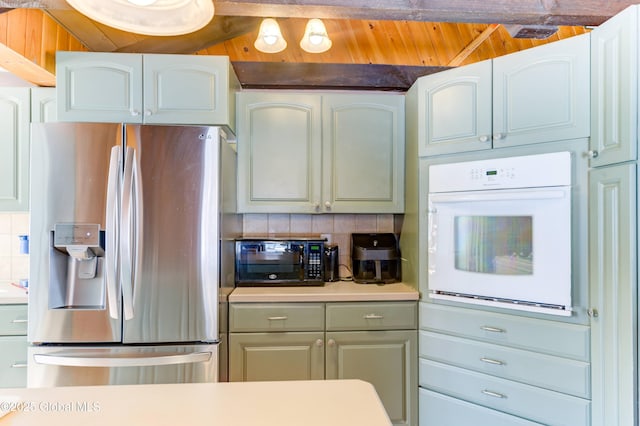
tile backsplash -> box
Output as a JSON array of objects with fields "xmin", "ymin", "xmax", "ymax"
[
  {"xmin": 242, "ymin": 213, "xmax": 401, "ymax": 279},
  {"xmin": 0, "ymin": 212, "xmax": 29, "ymax": 282}
]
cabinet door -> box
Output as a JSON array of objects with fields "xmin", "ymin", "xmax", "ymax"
[
  {"xmin": 589, "ymin": 163, "xmax": 636, "ymax": 426},
  {"xmin": 493, "ymin": 34, "xmax": 590, "ymax": 148},
  {"xmin": 56, "ymin": 51, "xmax": 143, "ymax": 123},
  {"xmin": 0, "ymin": 88, "xmax": 30, "ymax": 211},
  {"xmin": 143, "ymin": 55, "xmax": 237, "ymax": 128},
  {"xmin": 590, "ymin": 5, "xmax": 638, "ymax": 167},
  {"xmin": 322, "ymin": 94, "xmax": 405, "ymax": 213},
  {"xmin": 0, "ymin": 336, "xmax": 27, "ymax": 388},
  {"xmin": 30, "ymin": 87, "xmax": 57, "ymax": 123},
  {"xmin": 229, "ymin": 332, "xmax": 325, "ymax": 382},
  {"xmin": 416, "ymin": 60, "xmax": 492, "ymax": 157},
  {"xmin": 326, "ymin": 330, "xmax": 417, "ymax": 426},
  {"xmin": 236, "ymin": 92, "xmax": 322, "ymax": 213}
]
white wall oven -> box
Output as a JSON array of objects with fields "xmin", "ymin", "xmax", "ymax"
[{"xmin": 427, "ymin": 152, "xmax": 572, "ymax": 316}]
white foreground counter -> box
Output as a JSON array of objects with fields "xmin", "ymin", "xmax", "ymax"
[{"xmin": 0, "ymin": 379, "xmax": 391, "ymax": 426}]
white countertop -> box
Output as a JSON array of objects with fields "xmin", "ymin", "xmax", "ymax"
[
  {"xmin": 0, "ymin": 380, "xmax": 391, "ymax": 426},
  {"xmin": 229, "ymin": 281, "xmax": 419, "ymax": 303},
  {"xmin": 0, "ymin": 282, "xmax": 28, "ymax": 304}
]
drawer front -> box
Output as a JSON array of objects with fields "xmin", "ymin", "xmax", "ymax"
[
  {"xmin": 0, "ymin": 336, "xmax": 28, "ymax": 388},
  {"xmin": 0, "ymin": 305, "xmax": 28, "ymax": 335},
  {"xmin": 326, "ymin": 302, "xmax": 417, "ymax": 331},
  {"xmin": 229, "ymin": 303, "xmax": 325, "ymax": 332},
  {"xmin": 419, "ymin": 388, "xmax": 543, "ymax": 426},
  {"xmin": 420, "ymin": 359, "xmax": 590, "ymax": 426},
  {"xmin": 420, "ymin": 331, "xmax": 590, "ymax": 398},
  {"xmin": 420, "ymin": 303, "xmax": 589, "ymax": 361}
]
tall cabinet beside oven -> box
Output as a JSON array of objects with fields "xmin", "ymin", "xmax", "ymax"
[
  {"xmin": 402, "ymin": 28, "xmax": 593, "ymax": 426},
  {"xmin": 588, "ymin": 5, "xmax": 639, "ymax": 425}
]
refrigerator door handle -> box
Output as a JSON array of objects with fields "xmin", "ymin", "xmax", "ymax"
[
  {"xmin": 121, "ymin": 147, "xmax": 136, "ymax": 320},
  {"xmin": 33, "ymin": 351, "xmax": 212, "ymax": 368},
  {"xmin": 105, "ymin": 145, "xmax": 122, "ymax": 320},
  {"xmin": 132, "ymin": 146, "xmax": 144, "ymax": 306}
]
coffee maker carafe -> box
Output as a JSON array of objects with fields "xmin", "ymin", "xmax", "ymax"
[{"xmin": 351, "ymin": 233, "xmax": 400, "ymax": 284}]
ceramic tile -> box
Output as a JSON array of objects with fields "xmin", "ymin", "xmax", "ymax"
[
  {"xmin": 311, "ymin": 215, "xmax": 334, "ymax": 234},
  {"xmin": 0, "ymin": 258, "xmax": 10, "ymax": 280},
  {"xmin": 290, "ymin": 215, "xmax": 312, "ymax": 234},
  {"xmin": 11, "ymin": 213, "xmax": 29, "ymax": 234},
  {"xmin": 11, "ymin": 257, "xmax": 29, "ymax": 280},
  {"xmin": 334, "ymin": 214, "xmax": 356, "ymax": 233},
  {"xmin": 355, "ymin": 214, "xmax": 377, "ymax": 232},
  {"xmin": 243, "ymin": 214, "xmax": 269, "ymax": 236},
  {"xmin": 0, "ymin": 214, "xmax": 10, "ymax": 234},
  {"xmin": 268, "ymin": 214, "xmax": 290, "ymax": 235},
  {"xmin": 0, "ymin": 235, "xmax": 11, "ymax": 257},
  {"xmin": 376, "ymin": 214, "xmax": 394, "ymax": 232}
]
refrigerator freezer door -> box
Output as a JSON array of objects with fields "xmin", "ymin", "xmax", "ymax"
[
  {"xmin": 29, "ymin": 123, "xmax": 123, "ymax": 344},
  {"xmin": 122, "ymin": 125, "xmax": 220, "ymax": 343},
  {"xmin": 27, "ymin": 344, "xmax": 218, "ymax": 387}
]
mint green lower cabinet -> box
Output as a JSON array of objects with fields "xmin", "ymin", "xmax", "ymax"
[
  {"xmin": 420, "ymin": 359, "xmax": 590, "ymax": 426},
  {"xmin": 419, "ymin": 389, "xmax": 543, "ymax": 426},
  {"xmin": 0, "ymin": 336, "xmax": 28, "ymax": 388},
  {"xmin": 229, "ymin": 331, "xmax": 325, "ymax": 381},
  {"xmin": 588, "ymin": 163, "xmax": 636, "ymax": 426},
  {"xmin": 326, "ymin": 330, "xmax": 417, "ymax": 426}
]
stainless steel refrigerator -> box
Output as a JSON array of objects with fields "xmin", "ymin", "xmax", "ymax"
[{"xmin": 27, "ymin": 122, "xmax": 240, "ymax": 387}]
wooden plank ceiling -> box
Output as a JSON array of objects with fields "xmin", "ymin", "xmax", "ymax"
[{"xmin": 0, "ymin": 0, "xmax": 624, "ymax": 89}]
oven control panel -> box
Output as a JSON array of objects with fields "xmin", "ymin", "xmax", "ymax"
[{"xmin": 429, "ymin": 151, "xmax": 572, "ymax": 192}]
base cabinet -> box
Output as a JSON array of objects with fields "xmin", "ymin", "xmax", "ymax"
[
  {"xmin": 0, "ymin": 304, "xmax": 28, "ymax": 388},
  {"xmin": 229, "ymin": 301, "xmax": 417, "ymax": 426}
]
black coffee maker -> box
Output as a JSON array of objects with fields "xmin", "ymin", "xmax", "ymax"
[{"xmin": 351, "ymin": 233, "xmax": 400, "ymax": 284}]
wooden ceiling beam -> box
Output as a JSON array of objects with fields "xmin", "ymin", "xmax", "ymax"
[
  {"xmin": 0, "ymin": 42, "xmax": 55, "ymax": 86},
  {"xmin": 1, "ymin": 0, "xmax": 638, "ymax": 26}
]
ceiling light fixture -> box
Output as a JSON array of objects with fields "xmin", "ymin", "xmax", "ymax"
[
  {"xmin": 254, "ymin": 18, "xmax": 287, "ymax": 53},
  {"xmin": 64, "ymin": 0, "xmax": 214, "ymax": 36},
  {"xmin": 300, "ymin": 18, "xmax": 332, "ymax": 53}
]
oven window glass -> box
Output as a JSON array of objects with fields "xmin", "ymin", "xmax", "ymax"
[{"xmin": 454, "ymin": 216, "xmax": 533, "ymax": 275}]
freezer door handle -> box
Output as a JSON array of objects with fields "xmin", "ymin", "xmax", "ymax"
[
  {"xmin": 33, "ymin": 351, "xmax": 212, "ymax": 368},
  {"xmin": 105, "ymin": 145, "xmax": 122, "ymax": 319}
]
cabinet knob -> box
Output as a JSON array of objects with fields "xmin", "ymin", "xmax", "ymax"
[
  {"xmin": 493, "ymin": 133, "xmax": 505, "ymax": 140},
  {"xmin": 587, "ymin": 150, "xmax": 599, "ymax": 159},
  {"xmin": 327, "ymin": 339, "xmax": 336, "ymax": 347},
  {"xmin": 144, "ymin": 109, "xmax": 153, "ymax": 116},
  {"xmin": 315, "ymin": 339, "xmax": 324, "ymax": 347},
  {"xmin": 588, "ymin": 308, "xmax": 599, "ymax": 318},
  {"xmin": 130, "ymin": 110, "xmax": 141, "ymax": 117},
  {"xmin": 324, "ymin": 201, "xmax": 332, "ymax": 210},
  {"xmin": 479, "ymin": 135, "xmax": 489, "ymax": 143},
  {"xmin": 313, "ymin": 201, "xmax": 321, "ymax": 211}
]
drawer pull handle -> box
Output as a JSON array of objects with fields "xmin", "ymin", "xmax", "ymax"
[
  {"xmin": 267, "ymin": 316, "xmax": 288, "ymax": 321},
  {"xmin": 11, "ymin": 363, "xmax": 27, "ymax": 368},
  {"xmin": 480, "ymin": 357, "xmax": 505, "ymax": 366},
  {"xmin": 11, "ymin": 319, "xmax": 28, "ymax": 324},
  {"xmin": 481, "ymin": 389, "xmax": 507, "ymax": 399},
  {"xmin": 363, "ymin": 314, "xmax": 384, "ymax": 320},
  {"xmin": 481, "ymin": 326, "xmax": 505, "ymax": 333}
]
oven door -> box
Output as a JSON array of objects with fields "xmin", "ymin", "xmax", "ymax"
[
  {"xmin": 427, "ymin": 186, "xmax": 572, "ymax": 315},
  {"xmin": 236, "ymin": 241, "xmax": 304, "ymax": 284}
]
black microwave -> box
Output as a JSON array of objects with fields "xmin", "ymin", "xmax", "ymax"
[{"xmin": 235, "ymin": 239, "xmax": 325, "ymax": 286}]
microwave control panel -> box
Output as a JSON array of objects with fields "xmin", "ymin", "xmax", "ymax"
[
  {"xmin": 429, "ymin": 151, "xmax": 572, "ymax": 193},
  {"xmin": 305, "ymin": 243, "xmax": 323, "ymax": 280}
]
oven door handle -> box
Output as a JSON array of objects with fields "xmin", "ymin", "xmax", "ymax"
[{"xmin": 429, "ymin": 188, "xmax": 569, "ymax": 204}]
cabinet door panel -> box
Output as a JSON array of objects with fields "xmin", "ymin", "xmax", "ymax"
[
  {"xmin": 56, "ymin": 51, "xmax": 143, "ymax": 123},
  {"xmin": 229, "ymin": 332, "xmax": 324, "ymax": 382},
  {"xmin": 326, "ymin": 330, "xmax": 417, "ymax": 426},
  {"xmin": 30, "ymin": 87, "xmax": 57, "ymax": 123},
  {"xmin": 322, "ymin": 94, "xmax": 405, "ymax": 213},
  {"xmin": 0, "ymin": 336, "xmax": 27, "ymax": 388},
  {"xmin": 237, "ymin": 93, "xmax": 322, "ymax": 213},
  {"xmin": 0, "ymin": 88, "xmax": 30, "ymax": 211},
  {"xmin": 418, "ymin": 60, "xmax": 492, "ymax": 156},
  {"xmin": 589, "ymin": 6, "xmax": 638, "ymax": 166},
  {"xmin": 589, "ymin": 163, "xmax": 636, "ymax": 426},
  {"xmin": 493, "ymin": 34, "xmax": 590, "ymax": 148}
]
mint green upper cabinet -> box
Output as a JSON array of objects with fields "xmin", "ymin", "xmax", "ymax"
[
  {"xmin": 322, "ymin": 94, "xmax": 404, "ymax": 213},
  {"xmin": 56, "ymin": 52, "xmax": 238, "ymax": 130},
  {"xmin": 415, "ymin": 34, "xmax": 590, "ymax": 156},
  {"xmin": 237, "ymin": 91, "xmax": 405, "ymax": 213},
  {"xmin": 237, "ymin": 92, "xmax": 323, "ymax": 213},
  {"xmin": 492, "ymin": 34, "xmax": 590, "ymax": 148},
  {"xmin": 30, "ymin": 87, "xmax": 57, "ymax": 123},
  {"xmin": 0, "ymin": 88, "xmax": 30, "ymax": 211},
  {"xmin": 415, "ymin": 60, "xmax": 492, "ymax": 157},
  {"xmin": 590, "ymin": 5, "xmax": 638, "ymax": 167}
]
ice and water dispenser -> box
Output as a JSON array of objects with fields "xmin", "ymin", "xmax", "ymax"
[{"xmin": 49, "ymin": 223, "xmax": 106, "ymax": 309}]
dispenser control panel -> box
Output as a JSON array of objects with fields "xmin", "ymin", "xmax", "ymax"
[{"xmin": 54, "ymin": 223, "xmax": 101, "ymax": 247}]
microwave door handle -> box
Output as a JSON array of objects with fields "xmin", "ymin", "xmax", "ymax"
[
  {"xmin": 299, "ymin": 245, "xmax": 305, "ymax": 280},
  {"xmin": 105, "ymin": 145, "xmax": 121, "ymax": 320}
]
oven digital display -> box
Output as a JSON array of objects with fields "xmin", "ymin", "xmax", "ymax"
[{"xmin": 486, "ymin": 170, "xmax": 498, "ymax": 176}]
